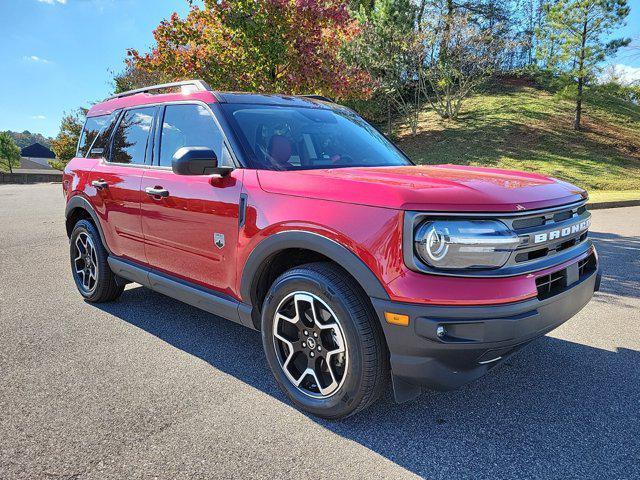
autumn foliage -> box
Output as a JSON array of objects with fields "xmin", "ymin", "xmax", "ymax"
[{"xmin": 127, "ymin": 0, "xmax": 372, "ymax": 100}]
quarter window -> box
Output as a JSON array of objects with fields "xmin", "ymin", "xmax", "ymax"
[
  {"xmin": 87, "ymin": 112, "xmax": 120, "ymax": 159},
  {"xmin": 110, "ymin": 107, "xmax": 155, "ymax": 165},
  {"xmin": 77, "ymin": 113, "xmax": 117, "ymax": 158},
  {"xmin": 158, "ymin": 104, "xmax": 233, "ymax": 168}
]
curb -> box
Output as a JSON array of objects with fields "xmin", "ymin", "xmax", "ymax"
[{"xmin": 588, "ymin": 199, "xmax": 640, "ymax": 210}]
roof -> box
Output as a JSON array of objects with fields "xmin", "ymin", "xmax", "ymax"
[
  {"xmin": 88, "ymin": 90, "xmax": 218, "ymax": 117},
  {"xmin": 21, "ymin": 143, "xmax": 55, "ymax": 159},
  {"xmin": 19, "ymin": 158, "xmax": 53, "ymax": 170},
  {"xmin": 88, "ymin": 79, "xmax": 334, "ymax": 117},
  {"xmin": 215, "ymin": 92, "xmax": 332, "ymax": 108}
]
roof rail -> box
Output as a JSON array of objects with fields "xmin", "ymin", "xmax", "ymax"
[
  {"xmin": 299, "ymin": 94, "xmax": 334, "ymax": 103},
  {"xmin": 107, "ymin": 79, "xmax": 212, "ymax": 100}
]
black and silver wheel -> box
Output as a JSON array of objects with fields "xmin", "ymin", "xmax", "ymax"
[
  {"xmin": 70, "ymin": 219, "xmax": 124, "ymax": 303},
  {"xmin": 262, "ymin": 262, "xmax": 388, "ymax": 419},
  {"xmin": 272, "ymin": 292, "xmax": 348, "ymax": 398},
  {"xmin": 73, "ymin": 231, "xmax": 99, "ymax": 295}
]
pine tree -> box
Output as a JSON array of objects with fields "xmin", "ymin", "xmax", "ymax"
[{"xmin": 540, "ymin": 0, "xmax": 630, "ymax": 129}]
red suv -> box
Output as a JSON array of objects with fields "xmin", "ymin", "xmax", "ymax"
[{"xmin": 64, "ymin": 80, "xmax": 600, "ymax": 418}]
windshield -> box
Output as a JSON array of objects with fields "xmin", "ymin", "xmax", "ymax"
[{"xmin": 221, "ymin": 103, "xmax": 412, "ymax": 170}]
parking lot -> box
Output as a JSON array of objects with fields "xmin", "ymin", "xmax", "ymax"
[{"xmin": 1, "ymin": 182, "xmax": 638, "ymax": 479}]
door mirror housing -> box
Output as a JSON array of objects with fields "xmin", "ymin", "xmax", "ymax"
[{"xmin": 172, "ymin": 147, "xmax": 234, "ymax": 176}]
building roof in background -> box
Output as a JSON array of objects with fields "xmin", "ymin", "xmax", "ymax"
[
  {"xmin": 21, "ymin": 142, "xmax": 55, "ymax": 159},
  {"xmin": 19, "ymin": 158, "xmax": 54, "ymax": 170}
]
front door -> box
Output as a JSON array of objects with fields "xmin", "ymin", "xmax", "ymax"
[
  {"xmin": 140, "ymin": 103, "xmax": 242, "ymax": 296},
  {"xmin": 88, "ymin": 106, "xmax": 156, "ymax": 264}
]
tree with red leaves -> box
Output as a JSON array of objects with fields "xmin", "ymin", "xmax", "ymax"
[{"xmin": 126, "ymin": 0, "xmax": 372, "ymax": 100}]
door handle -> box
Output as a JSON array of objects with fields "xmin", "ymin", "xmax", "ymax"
[
  {"xmin": 91, "ymin": 179, "xmax": 108, "ymax": 189},
  {"xmin": 145, "ymin": 186, "xmax": 170, "ymax": 198}
]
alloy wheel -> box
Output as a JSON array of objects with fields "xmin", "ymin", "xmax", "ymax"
[
  {"xmin": 272, "ymin": 292, "xmax": 348, "ymax": 398},
  {"xmin": 73, "ymin": 232, "xmax": 98, "ymax": 294}
]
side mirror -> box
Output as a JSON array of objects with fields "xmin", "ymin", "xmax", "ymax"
[{"xmin": 172, "ymin": 146, "xmax": 234, "ymax": 176}]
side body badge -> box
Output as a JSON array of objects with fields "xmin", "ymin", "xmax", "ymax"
[{"xmin": 214, "ymin": 233, "xmax": 225, "ymax": 249}]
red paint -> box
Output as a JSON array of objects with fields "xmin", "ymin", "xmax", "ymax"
[
  {"xmin": 256, "ymin": 165, "xmax": 585, "ymax": 212},
  {"xmin": 86, "ymin": 159, "xmax": 147, "ymax": 264},
  {"xmin": 65, "ymin": 90, "xmax": 594, "ymax": 308},
  {"xmin": 139, "ymin": 168, "xmax": 244, "ymax": 297},
  {"xmin": 87, "ymin": 91, "xmax": 218, "ymax": 117}
]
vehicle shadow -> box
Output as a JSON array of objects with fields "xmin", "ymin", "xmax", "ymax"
[
  {"xmin": 589, "ymin": 231, "xmax": 640, "ymax": 300},
  {"xmin": 96, "ymin": 286, "xmax": 639, "ymax": 479}
]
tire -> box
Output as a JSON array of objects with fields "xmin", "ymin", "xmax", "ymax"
[
  {"xmin": 69, "ymin": 219, "xmax": 124, "ymax": 303},
  {"xmin": 261, "ymin": 262, "xmax": 389, "ymax": 419}
]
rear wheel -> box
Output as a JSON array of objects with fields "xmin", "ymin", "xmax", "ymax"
[
  {"xmin": 70, "ymin": 219, "xmax": 124, "ymax": 303},
  {"xmin": 261, "ymin": 262, "xmax": 388, "ymax": 419}
]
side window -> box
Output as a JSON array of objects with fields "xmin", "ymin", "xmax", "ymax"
[
  {"xmin": 110, "ymin": 107, "xmax": 155, "ymax": 165},
  {"xmin": 77, "ymin": 113, "xmax": 117, "ymax": 158},
  {"xmin": 158, "ymin": 104, "xmax": 233, "ymax": 168},
  {"xmin": 87, "ymin": 112, "xmax": 120, "ymax": 159}
]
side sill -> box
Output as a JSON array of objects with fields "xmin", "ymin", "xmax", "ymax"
[{"xmin": 107, "ymin": 257, "xmax": 256, "ymax": 330}]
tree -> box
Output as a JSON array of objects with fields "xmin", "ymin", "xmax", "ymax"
[
  {"xmin": 344, "ymin": 0, "xmax": 420, "ymax": 134},
  {"xmin": 50, "ymin": 109, "xmax": 86, "ymax": 170},
  {"xmin": 419, "ymin": 7, "xmax": 507, "ymax": 120},
  {"xmin": 1, "ymin": 130, "xmax": 52, "ymax": 149},
  {"xmin": 111, "ymin": 64, "xmax": 169, "ymax": 94},
  {"xmin": 126, "ymin": 0, "xmax": 372, "ymax": 100},
  {"xmin": 0, "ymin": 132, "xmax": 21, "ymax": 173},
  {"xmin": 540, "ymin": 0, "xmax": 630, "ymax": 129}
]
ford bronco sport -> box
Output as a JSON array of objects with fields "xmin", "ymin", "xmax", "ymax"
[{"xmin": 64, "ymin": 80, "xmax": 601, "ymax": 419}]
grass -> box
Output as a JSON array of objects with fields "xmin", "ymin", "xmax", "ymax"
[
  {"xmin": 588, "ymin": 190, "xmax": 640, "ymax": 203},
  {"xmin": 393, "ymin": 80, "xmax": 640, "ymax": 194}
]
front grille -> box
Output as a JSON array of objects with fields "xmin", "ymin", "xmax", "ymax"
[
  {"xmin": 501, "ymin": 201, "xmax": 591, "ymax": 269},
  {"xmin": 535, "ymin": 252, "xmax": 597, "ymax": 300}
]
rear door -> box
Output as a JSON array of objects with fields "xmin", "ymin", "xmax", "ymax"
[
  {"xmin": 140, "ymin": 103, "xmax": 243, "ymax": 296},
  {"xmin": 88, "ymin": 106, "xmax": 157, "ymax": 264}
]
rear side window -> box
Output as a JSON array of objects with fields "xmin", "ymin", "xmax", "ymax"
[
  {"xmin": 158, "ymin": 104, "xmax": 233, "ymax": 168},
  {"xmin": 77, "ymin": 113, "xmax": 117, "ymax": 158},
  {"xmin": 110, "ymin": 107, "xmax": 155, "ymax": 165}
]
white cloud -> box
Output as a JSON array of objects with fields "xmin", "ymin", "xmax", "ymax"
[
  {"xmin": 23, "ymin": 55, "xmax": 52, "ymax": 64},
  {"xmin": 31, "ymin": 115, "xmax": 47, "ymax": 120},
  {"xmin": 601, "ymin": 63, "xmax": 640, "ymax": 85},
  {"xmin": 37, "ymin": 0, "xmax": 67, "ymax": 4}
]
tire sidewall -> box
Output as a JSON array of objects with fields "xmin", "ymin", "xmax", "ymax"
[
  {"xmin": 261, "ymin": 270, "xmax": 368, "ymax": 418},
  {"xmin": 69, "ymin": 220, "xmax": 107, "ymax": 302}
]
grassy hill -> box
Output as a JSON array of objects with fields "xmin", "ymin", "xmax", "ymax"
[{"xmin": 394, "ymin": 79, "xmax": 640, "ymax": 196}]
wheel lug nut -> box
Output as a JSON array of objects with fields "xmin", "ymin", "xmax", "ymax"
[
  {"xmin": 310, "ymin": 352, "xmax": 315, "ymax": 357},
  {"xmin": 313, "ymin": 332, "xmax": 318, "ymax": 338},
  {"xmin": 302, "ymin": 342, "xmax": 306, "ymax": 348},
  {"xmin": 303, "ymin": 330, "xmax": 308, "ymax": 335},
  {"xmin": 317, "ymin": 346, "xmax": 321, "ymax": 351}
]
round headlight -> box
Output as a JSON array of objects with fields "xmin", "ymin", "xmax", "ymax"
[{"xmin": 414, "ymin": 219, "xmax": 520, "ymax": 270}]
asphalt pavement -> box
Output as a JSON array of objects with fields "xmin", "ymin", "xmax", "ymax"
[{"xmin": 1, "ymin": 183, "xmax": 638, "ymax": 479}]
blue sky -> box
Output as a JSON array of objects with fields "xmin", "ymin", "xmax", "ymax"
[
  {"xmin": 0, "ymin": 0, "xmax": 639, "ymax": 139},
  {"xmin": 0, "ymin": 0, "xmax": 189, "ymax": 138}
]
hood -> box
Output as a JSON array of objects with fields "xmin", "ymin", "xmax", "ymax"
[{"xmin": 256, "ymin": 165, "xmax": 587, "ymax": 212}]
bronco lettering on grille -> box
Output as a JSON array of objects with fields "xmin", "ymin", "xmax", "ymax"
[{"xmin": 533, "ymin": 218, "xmax": 591, "ymax": 244}]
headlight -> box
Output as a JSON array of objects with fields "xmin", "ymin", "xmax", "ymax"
[{"xmin": 414, "ymin": 220, "xmax": 520, "ymax": 270}]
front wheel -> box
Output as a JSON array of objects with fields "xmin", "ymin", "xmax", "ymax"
[{"xmin": 261, "ymin": 262, "xmax": 388, "ymax": 419}]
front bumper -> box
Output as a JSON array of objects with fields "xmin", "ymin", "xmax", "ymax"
[{"xmin": 371, "ymin": 267, "xmax": 601, "ymax": 402}]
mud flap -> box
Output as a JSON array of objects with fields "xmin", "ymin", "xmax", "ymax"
[{"xmin": 392, "ymin": 374, "xmax": 422, "ymax": 403}]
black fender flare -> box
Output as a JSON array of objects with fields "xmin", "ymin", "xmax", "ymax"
[
  {"xmin": 240, "ymin": 230, "xmax": 391, "ymax": 306},
  {"xmin": 65, "ymin": 195, "xmax": 110, "ymax": 253}
]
